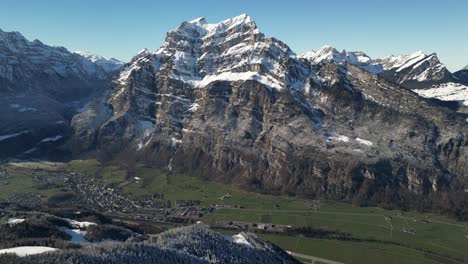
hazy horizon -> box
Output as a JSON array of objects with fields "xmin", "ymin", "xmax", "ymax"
[{"xmin": 1, "ymin": 0, "xmax": 466, "ymax": 71}]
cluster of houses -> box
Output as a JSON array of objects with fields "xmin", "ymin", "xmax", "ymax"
[{"xmin": 213, "ymin": 220, "xmax": 292, "ymax": 233}]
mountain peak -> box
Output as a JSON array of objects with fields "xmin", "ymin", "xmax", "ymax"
[
  {"xmin": 137, "ymin": 48, "xmax": 150, "ymax": 56},
  {"xmin": 411, "ymin": 50, "xmax": 426, "ymax": 56},
  {"xmin": 115, "ymin": 14, "xmax": 308, "ymax": 98},
  {"xmin": 188, "ymin": 14, "xmax": 251, "ymax": 27},
  {"xmin": 0, "ymin": 29, "xmax": 29, "ymax": 44},
  {"xmin": 73, "ymin": 50, "xmax": 124, "ymax": 72},
  {"xmin": 300, "ymin": 45, "xmax": 342, "ymax": 64},
  {"xmin": 189, "ymin": 17, "xmax": 207, "ymax": 25},
  {"xmin": 318, "ymin": 45, "xmax": 339, "ymax": 52},
  {"xmin": 175, "ymin": 14, "xmax": 255, "ymax": 36}
]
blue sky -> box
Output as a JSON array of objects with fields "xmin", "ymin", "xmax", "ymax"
[{"xmin": 1, "ymin": 0, "xmax": 466, "ymax": 70}]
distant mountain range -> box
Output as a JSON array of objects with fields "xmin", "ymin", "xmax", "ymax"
[
  {"xmin": 0, "ymin": 29, "xmax": 122, "ymax": 159},
  {"xmin": 0, "ymin": 15, "xmax": 466, "ymax": 219}
]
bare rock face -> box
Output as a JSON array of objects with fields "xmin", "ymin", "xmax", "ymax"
[{"xmin": 71, "ymin": 15, "xmax": 467, "ymax": 217}]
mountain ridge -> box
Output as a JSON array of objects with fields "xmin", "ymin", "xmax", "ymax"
[
  {"xmin": 70, "ymin": 15, "xmax": 467, "ymax": 219},
  {"xmin": 0, "ymin": 15, "xmax": 466, "ymax": 219},
  {"xmin": 301, "ymin": 46, "xmax": 458, "ymax": 89},
  {"xmin": 0, "ymin": 28, "xmax": 122, "ymax": 159}
]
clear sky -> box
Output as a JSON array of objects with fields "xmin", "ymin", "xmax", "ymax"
[{"xmin": 1, "ymin": 0, "xmax": 466, "ymax": 71}]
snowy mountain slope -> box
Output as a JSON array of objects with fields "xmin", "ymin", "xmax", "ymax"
[
  {"xmin": 0, "ymin": 246, "xmax": 58, "ymax": 257},
  {"xmin": 301, "ymin": 46, "xmax": 467, "ymax": 107},
  {"xmin": 145, "ymin": 14, "xmax": 310, "ymax": 90},
  {"xmin": 300, "ymin": 45, "xmax": 383, "ymax": 73},
  {"xmin": 0, "ymin": 29, "xmax": 121, "ymax": 159},
  {"xmin": 0, "ymin": 29, "xmax": 119, "ymax": 97},
  {"xmin": 0, "ymin": 16, "xmax": 465, "ymax": 217},
  {"xmin": 72, "ymin": 14, "xmax": 467, "ymax": 218},
  {"xmin": 413, "ymin": 82, "xmax": 468, "ymax": 106},
  {"xmin": 75, "ymin": 14, "xmax": 316, "ymax": 155},
  {"xmin": 73, "ymin": 51, "xmax": 124, "ymax": 74},
  {"xmin": 377, "ymin": 51, "xmax": 455, "ymax": 89},
  {"xmin": 302, "ymin": 46, "xmax": 455, "ymax": 89}
]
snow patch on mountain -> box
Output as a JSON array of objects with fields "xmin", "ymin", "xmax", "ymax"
[
  {"xmin": 189, "ymin": 71, "xmax": 284, "ymax": 90},
  {"xmin": 40, "ymin": 135, "xmax": 63, "ymax": 143},
  {"xmin": 0, "ymin": 130, "xmax": 29, "ymax": 141},
  {"xmin": 116, "ymin": 65, "xmax": 141, "ymax": 86},
  {"xmin": 413, "ymin": 82, "xmax": 468, "ymax": 106},
  {"xmin": 226, "ymin": 233, "xmax": 253, "ymax": 247},
  {"xmin": 64, "ymin": 218, "xmax": 97, "ymax": 229},
  {"xmin": 7, "ymin": 218, "xmax": 25, "ymax": 225},
  {"xmin": 328, "ymin": 134, "xmax": 350, "ymax": 142},
  {"xmin": 60, "ymin": 227, "xmax": 90, "ymax": 243},
  {"xmin": 356, "ymin": 138, "xmax": 373, "ymax": 146},
  {"xmin": 0, "ymin": 246, "xmax": 58, "ymax": 257}
]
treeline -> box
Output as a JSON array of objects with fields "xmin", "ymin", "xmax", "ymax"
[
  {"xmin": 348, "ymin": 166, "xmax": 468, "ymax": 220},
  {"xmin": 84, "ymin": 224, "xmax": 140, "ymax": 242},
  {"xmin": 350, "ymin": 184, "xmax": 467, "ymax": 220},
  {"xmin": 0, "ymin": 216, "xmax": 71, "ymax": 248},
  {"xmin": 0, "ymin": 225, "xmax": 300, "ymax": 264}
]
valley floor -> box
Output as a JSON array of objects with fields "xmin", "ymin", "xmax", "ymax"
[{"xmin": 0, "ymin": 160, "xmax": 466, "ymax": 264}]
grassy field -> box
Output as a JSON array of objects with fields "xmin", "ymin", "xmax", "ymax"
[
  {"xmin": 0, "ymin": 162, "xmax": 66, "ymax": 201},
  {"xmin": 259, "ymin": 235, "xmax": 450, "ymax": 264},
  {"xmin": 1, "ymin": 159, "xmax": 467, "ymax": 264}
]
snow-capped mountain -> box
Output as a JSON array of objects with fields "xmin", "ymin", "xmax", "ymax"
[
  {"xmin": 73, "ymin": 51, "xmax": 123, "ymax": 74},
  {"xmin": 127, "ymin": 14, "xmax": 310, "ymax": 90},
  {"xmin": 0, "ymin": 15, "xmax": 465, "ymax": 217},
  {"xmin": 72, "ymin": 14, "xmax": 316, "ymax": 154},
  {"xmin": 0, "ymin": 29, "xmax": 121, "ymax": 98},
  {"xmin": 302, "ymin": 46, "xmax": 455, "ymax": 89},
  {"xmin": 72, "ymin": 14, "xmax": 467, "ymax": 217},
  {"xmin": 300, "ymin": 45, "xmax": 382, "ymax": 73},
  {"xmin": 377, "ymin": 51, "xmax": 454, "ymax": 89},
  {"xmin": 301, "ymin": 46, "xmax": 468, "ymax": 108},
  {"xmin": 378, "ymin": 53, "xmax": 468, "ymax": 105},
  {"xmin": 0, "ymin": 29, "xmax": 122, "ymax": 159}
]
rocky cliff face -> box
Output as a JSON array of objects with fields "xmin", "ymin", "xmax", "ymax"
[
  {"xmin": 72, "ymin": 15, "xmax": 467, "ymax": 217},
  {"xmin": 0, "ymin": 29, "xmax": 122, "ymax": 159}
]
